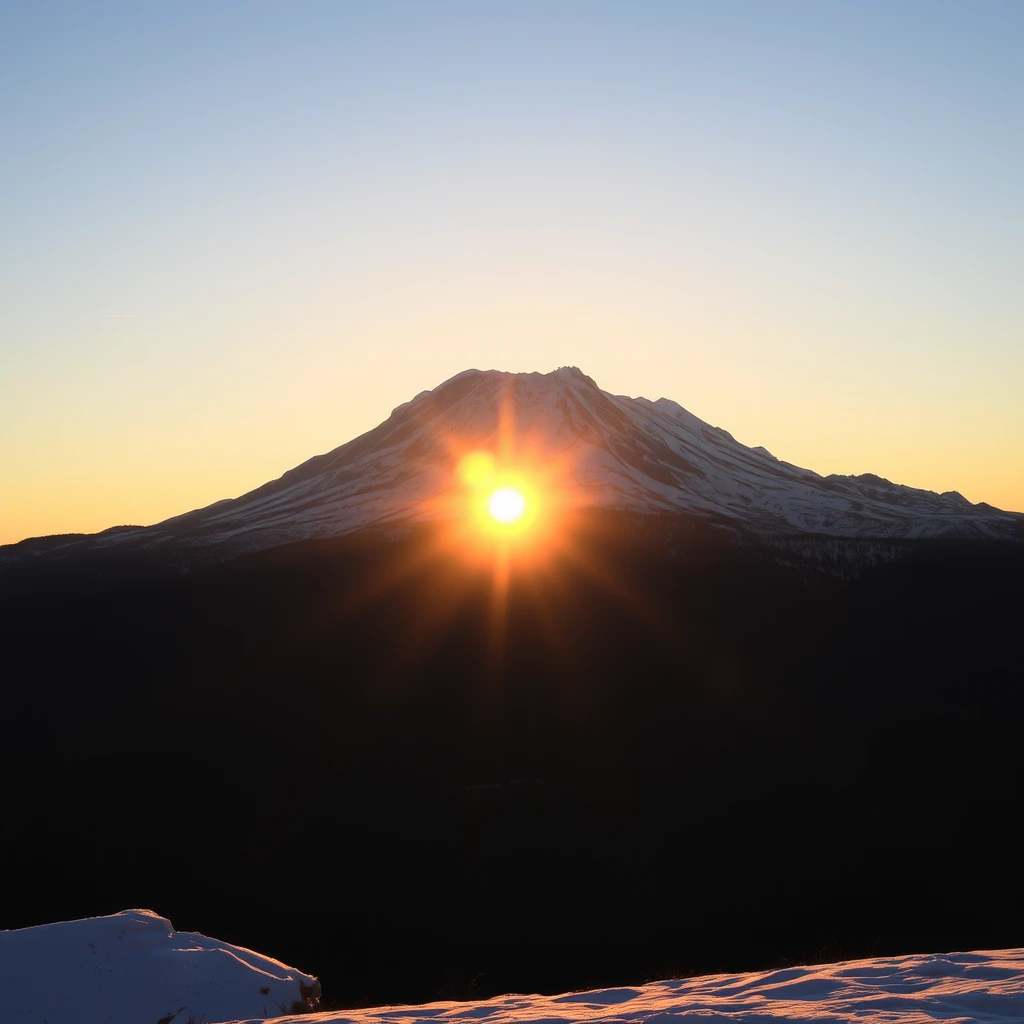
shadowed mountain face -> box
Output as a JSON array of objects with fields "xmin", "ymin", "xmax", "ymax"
[
  {"xmin": 4, "ymin": 367, "xmax": 1020, "ymax": 567},
  {"xmin": 2, "ymin": 512, "xmax": 1022, "ymax": 1006}
]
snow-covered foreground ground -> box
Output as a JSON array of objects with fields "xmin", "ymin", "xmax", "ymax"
[
  {"xmin": 250, "ymin": 949, "xmax": 1024, "ymax": 1024},
  {"xmin": 0, "ymin": 909, "xmax": 319, "ymax": 1023},
  {"xmin": 2, "ymin": 909, "xmax": 1021, "ymax": 1024}
]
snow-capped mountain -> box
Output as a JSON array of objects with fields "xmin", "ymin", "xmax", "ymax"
[{"xmin": 8, "ymin": 367, "xmax": 1022, "ymax": 562}]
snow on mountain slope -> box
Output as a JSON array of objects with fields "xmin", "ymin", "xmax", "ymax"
[
  {"xmin": 6, "ymin": 367, "xmax": 1020, "ymax": 563},
  {"xmin": 0, "ymin": 909, "xmax": 320, "ymax": 1024},
  {"xmin": 145, "ymin": 366, "xmax": 1022, "ymax": 549},
  {"xmin": 244, "ymin": 948, "xmax": 1024, "ymax": 1024}
]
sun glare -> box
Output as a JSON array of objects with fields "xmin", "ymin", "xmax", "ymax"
[
  {"xmin": 452, "ymin": 449, "xmax": 543, "ymax": 539},
  {"xmin": 362, "ymin": 401, "xmax": 649, "ymax": 690},
  {"xmin": 489, "ymin": 487, "xmax": 526, "ymax": 523}
]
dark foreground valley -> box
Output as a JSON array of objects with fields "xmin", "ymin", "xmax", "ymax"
[{"xmin": 2, "ymin": 512, "xmax": 1021, "ymax": 1007}]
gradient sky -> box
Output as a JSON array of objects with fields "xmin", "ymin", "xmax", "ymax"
[{"xmin": 2, "ymin": 1, "xmax": 1022, "ymax": 544}]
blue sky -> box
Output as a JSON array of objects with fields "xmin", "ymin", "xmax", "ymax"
[{"xmin": 2, "ymin": 1, "xmax": 1022, "ymax": 540}]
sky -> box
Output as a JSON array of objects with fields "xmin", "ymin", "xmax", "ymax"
[{"xmin": 2, "ymin": 0, "xmax": 1022, "ymax": 544}]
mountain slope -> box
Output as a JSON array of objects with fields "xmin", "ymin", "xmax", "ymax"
[{"xmin": 5, "ymin": 367, "xmax": 1020, "ymax": 563}]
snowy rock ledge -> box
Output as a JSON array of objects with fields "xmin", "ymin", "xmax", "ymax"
[
  {"xmin": 243, "ymin": 948, "xmax": 1024, "ymax": 1024},
  {"xmin": 0, "ymin": 908, "xmax": 320, "ymax": 1024}
]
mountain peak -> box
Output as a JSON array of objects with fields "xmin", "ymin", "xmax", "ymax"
[
  {"xmin": 553, "ymin": 365, "xmax": 598, "ymax": 386},
  {"xmin": 434, "ymin": 365, "xmax": 598, "ymax": 390}
]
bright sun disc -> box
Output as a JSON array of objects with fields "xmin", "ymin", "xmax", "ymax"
[{"xmin": 488, "ymin": 487, "xmax": 526, "ymax": 523}]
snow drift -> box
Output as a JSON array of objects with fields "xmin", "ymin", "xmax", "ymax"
[
  {"xmin": 253, "ymin": 948, "xmax": 1024, "ymax": 1024},
  {"xmin": 0, "ymin": 909, "xmax": 320, "ymax": 1024},
  {"xmin": 3, "ymin": 908, "xmax": 1020, "ymax": 1024}
]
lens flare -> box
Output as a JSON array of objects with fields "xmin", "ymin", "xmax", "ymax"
[
  {"xmin": 457, "ymin": 451, "xmax": 497, "ymax": 489},
  {"xmin": 488, "ymin": 487, "xmax": 526, "ymax": 523}
]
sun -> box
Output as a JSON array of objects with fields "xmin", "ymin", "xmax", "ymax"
[
  {"xmin": 450, "ymin": 449, "xmax": 544, "ymax": 540},
  {"xmin": 488, "ymin": 486, "xmax": 526, "ymax": 523}
]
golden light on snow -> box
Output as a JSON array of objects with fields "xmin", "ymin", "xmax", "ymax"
[{"xmin": 488, "ymin": 487, "xmax": 526, "ymax": 523}]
